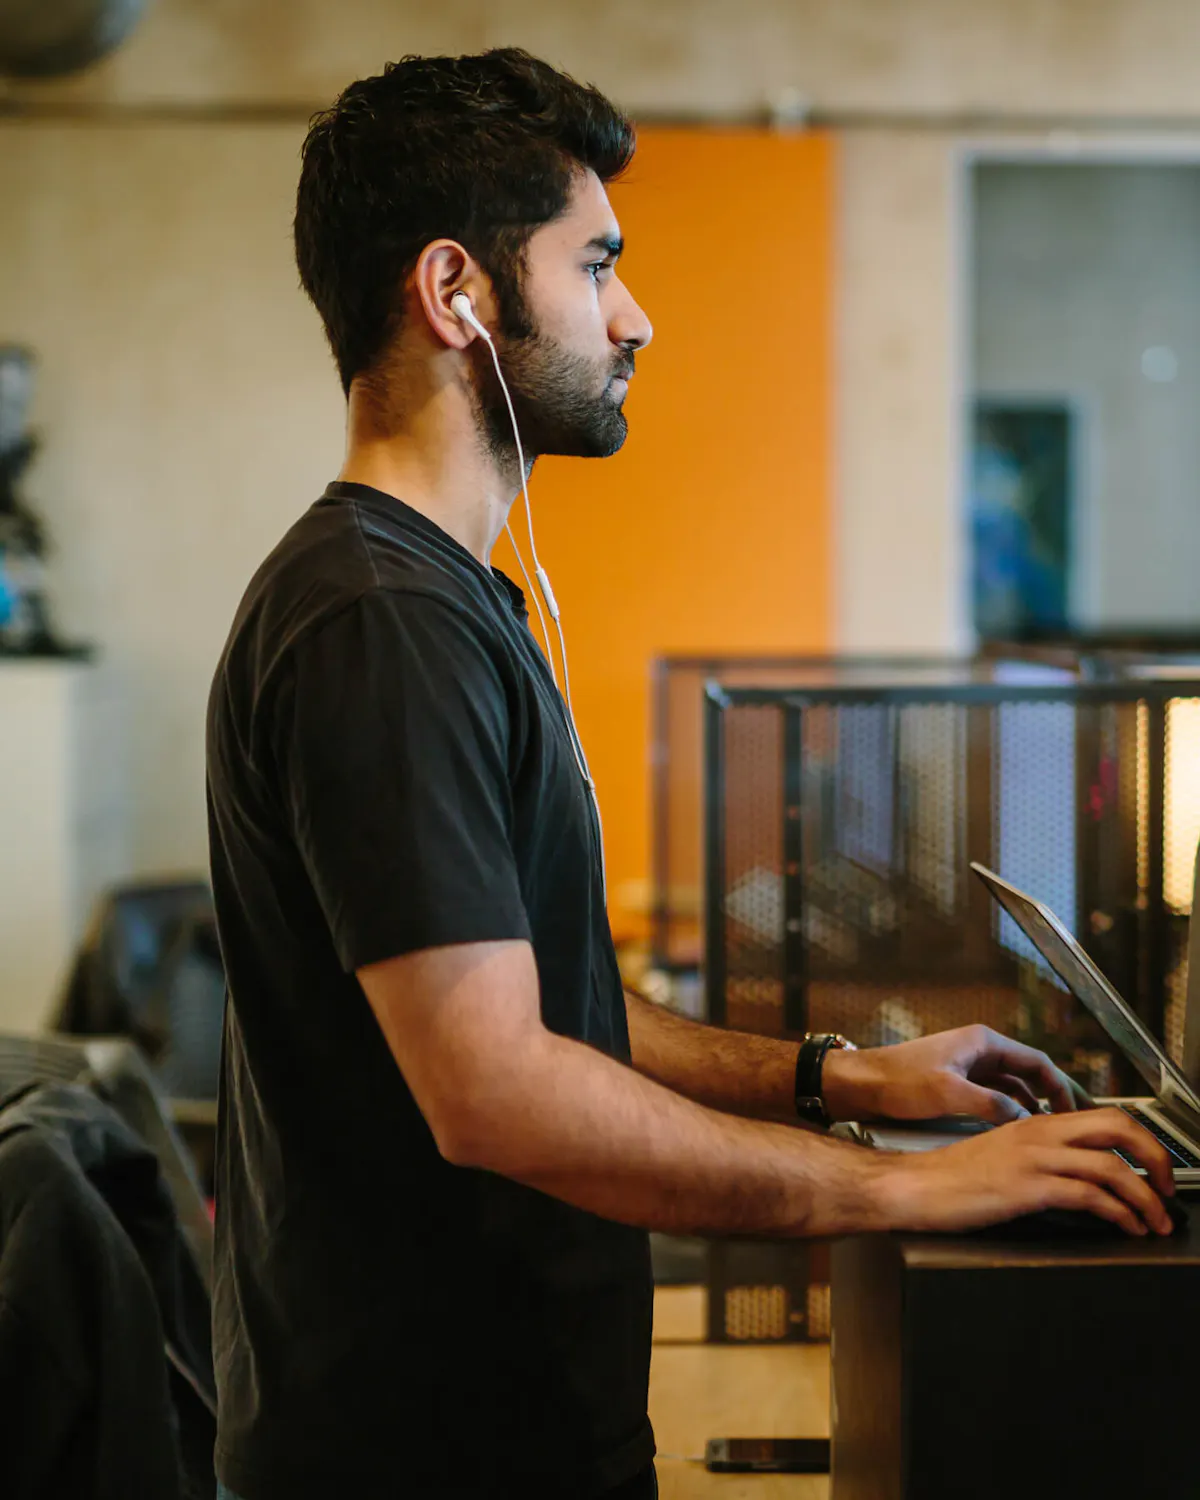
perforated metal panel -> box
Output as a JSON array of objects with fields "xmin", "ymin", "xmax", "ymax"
[
  {"xmin": 694, "ymin": 663, "xmax": 1200, "ymax": 1346},
  {"xmin": 707, "ymin": 679, "xmax": 1200, "ymax": 1091},
  {"xmin": 806, "ymin": 1281, "xmax": 831, "ymax": 1341},
  {"xmin": 706, "ymin": 1238, "xmax": 820, "ymax": 1344},
  {"xmin": 650, "ymin": 655, "xmax": 964, "ymax": 970},
  {"xmin": 724, "ymin": 1285, "xmax": 788, "ymax": 1341},
  {"xmin": 721, "ymin": 703, "xmax": 786, "ymax": 1036}
]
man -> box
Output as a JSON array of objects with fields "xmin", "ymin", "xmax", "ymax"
[{"xmin": 206, "ymin": 48, "xmax": 1174, "ymax": 1500}]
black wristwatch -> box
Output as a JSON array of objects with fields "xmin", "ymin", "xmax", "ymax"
[{"xmin": 794, "ymin": 1032, "xmax": 857, "ymax": 1127}]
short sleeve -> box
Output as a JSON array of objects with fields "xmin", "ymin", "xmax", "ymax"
[{"xmin": 275, "ymin": 590, "xmax": 532, "ymax": 971}]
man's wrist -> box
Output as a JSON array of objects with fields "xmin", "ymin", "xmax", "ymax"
[
  {"xmin": 819, "ymin": 1046, "xmax": 883, "ymax": 1124},
  {"xmin": 801, "ymin": 1136, "xmax": 902, "ymax": 1236}
]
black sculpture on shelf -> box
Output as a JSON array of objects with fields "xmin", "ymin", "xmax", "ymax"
[
  {"xmin": 0, "ymin": 344, "xmax": 60, "ymax": 652},
  {"xmin": 0, "ymin": 0, "xmax": 149, "ymax": 79}
]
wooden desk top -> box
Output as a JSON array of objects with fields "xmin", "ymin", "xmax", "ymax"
[
  {"xmin": 650, "ymin": 1288, "xmax": 830, "ymax": 1499},
  {"xmin": 897, "ymin": 1192, "xmax": 1200, "ymax": 1270}
]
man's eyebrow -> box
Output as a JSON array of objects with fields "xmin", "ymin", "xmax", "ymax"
[{"xmin": 582, "ymin": 234, "xmax": 624, "ymax": 259}]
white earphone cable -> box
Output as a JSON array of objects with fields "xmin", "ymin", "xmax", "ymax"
[
  {"xmin": 476, "ymin": 335, "xmax": 560, "ymax": 680},
  {"xmin": 463, "ymin": 300, "xmax": 606, "ymax": 899},
  {"xmin": 502, "ymin": 518, "xmax": 555, "ymax": 687}
]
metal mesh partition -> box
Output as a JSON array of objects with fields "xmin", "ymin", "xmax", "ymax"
[
  {"xmin": 650, "ymin": 655, "xmax": 981, "ymax": 971},
  {"xmin": 702, "ymin": 674, "xmax": 1200, "ymax": 1342},
  {"xmin": 708, "ymin": 676, "xmax": 1200, "ymax": 1072},
  {"xmin": 986, "ymin": 650, "xmax": 1200, "ymax": 1069}
]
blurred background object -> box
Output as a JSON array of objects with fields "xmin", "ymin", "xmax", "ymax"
[
  {"xmin": 53, "ymin": 878, "xmax": 224, "ymax": 1102},
  {"xmin": 969, "ymin": 159, "xmax": 1200, "ymax": 643},
  {"xmin": 0, "ymin": 344, "xmax": 60, "ymax": 652},
  {"xmin": 0, "ymin": 0, "xmax": 149, "ymax": 79}
]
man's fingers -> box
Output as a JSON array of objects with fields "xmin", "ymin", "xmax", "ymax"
[
  {"xmin": 953, "ymin": 1081, "xmax": 1028, "ymax": 1125},
  {"xmin": 992, "ymin": 1073, "xmax": 1042, "ymax": 1116},
  {"xmin": 1042, "ymin": 1177, "xmax": 1148, "ymax": 1237},
  {"xmin": 1067, "ymin": 1075, "xmax": 1097, "ymax": 1110},
  {"xmin": 966, "ymin": 1030, "xmax": 1077, "ymax": 1112},
  {"xmin": 1040, "ymin": 1146, "xmax": 1173, "ymax": 1234},
  {"xmin": 1046, "ymin": 1108, "xmax": 1176, "ymax": 1198},
  {"xmin": 1043, "ymin": 1061, "xmax": 1079, "ymax": 1113}
]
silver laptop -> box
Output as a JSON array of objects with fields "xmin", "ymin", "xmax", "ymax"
[
  {"xmin": 851, "ymin": 863, "xmax": 1200, "ymax": 1184},
  {"xmin": 969, "ymin": 862, "xmax": 1200, "ymax": 1184}
]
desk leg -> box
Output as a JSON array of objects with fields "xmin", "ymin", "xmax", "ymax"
[{"xmin": 830, "ymin": 1234, "xmax": 904, "ymax": 1500}]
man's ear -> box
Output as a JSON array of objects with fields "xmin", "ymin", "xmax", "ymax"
[{"xmin": 413, "ymin": 239, "xmax": 489, "ymax": 349}]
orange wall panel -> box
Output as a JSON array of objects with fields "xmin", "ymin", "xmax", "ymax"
[{"xmin": 494, "ymin": 128, "xmax": 834, "ymax": 938}]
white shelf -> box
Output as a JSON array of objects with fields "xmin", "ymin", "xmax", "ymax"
[{"xmin": 0, "ymin": 656, "xmax": 123, "ymax": 1032}]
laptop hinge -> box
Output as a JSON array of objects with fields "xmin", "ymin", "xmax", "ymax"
[{"xmin": 1157, "ymin": 1089, "xmax": 1200, "ymax": 1142}]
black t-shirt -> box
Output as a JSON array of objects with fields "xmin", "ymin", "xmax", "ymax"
[{"xmin": 206, "ymin": 481, "xmax": 654, "ymax": 1499}]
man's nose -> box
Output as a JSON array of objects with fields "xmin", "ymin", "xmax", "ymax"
[{"xmin": 611, "ymin": 281, "xmax": 653, "ymax": 353}]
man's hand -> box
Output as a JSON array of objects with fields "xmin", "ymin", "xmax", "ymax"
[
  {"xmin": 822, "ymin": 1024, "xmax": 1086, "ymax": 1126},
  {"xmin": 874, "ymin": 1107, "xmax": 1177, "ymax": 1237}
]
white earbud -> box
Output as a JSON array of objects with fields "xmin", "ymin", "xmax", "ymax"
[
  {"xmin": 450, "ymin": 291, "xmax": 491, "ymax": 343},
  {"xmin": 448, "ymin": 287, "xmax": 606, "ymax": 897}
]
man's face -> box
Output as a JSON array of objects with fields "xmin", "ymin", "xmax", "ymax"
[{"xmin": 471, "ymin": 171, "xmax": 653, "ymax": 464}]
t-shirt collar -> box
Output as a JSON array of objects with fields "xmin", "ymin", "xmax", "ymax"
[{"xmin": 321, "ymin": 480, "xmax": 529, "ymax": 619}]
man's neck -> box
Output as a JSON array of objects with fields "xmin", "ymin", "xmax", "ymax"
[{"xmin": 339, "ymin": 381, "xmax": 521, "ymax": 567}]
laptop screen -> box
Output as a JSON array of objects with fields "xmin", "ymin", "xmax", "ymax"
[{"xmin": 971, "ymin": 861, "xmax": 1200, "ymax": 1113}]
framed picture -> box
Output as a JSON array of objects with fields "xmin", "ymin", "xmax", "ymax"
[{"xmin": 971, "ymin": 400, "xmax": 1073, "ymax": 638}]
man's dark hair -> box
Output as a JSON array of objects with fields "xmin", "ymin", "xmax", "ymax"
[{"xmin": 294, "ymin": 48, "xmax": 635, "ymax": 396}]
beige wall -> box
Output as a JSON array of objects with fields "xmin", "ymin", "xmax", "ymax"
[
  {"xmin": 836, "ymin": 130, "xmax": 963, "ymax": 651},
  {"xmin": 15, "ymin": 0, "xmax": 1200, "ymax": 115},
  {"xmin": 8, "ymin": 0, "xmax": 1200, "ymax": 900},
  {"xmin": 0, "ymin": 120, "xmax": 339, "ymax": 879}
]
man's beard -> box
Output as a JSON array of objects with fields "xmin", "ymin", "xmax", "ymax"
[{"xmin": 469, "ymin": 321, "xmax": 633, "ymax": 470}]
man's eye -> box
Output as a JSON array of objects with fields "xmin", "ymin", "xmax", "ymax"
[{"xmin": 587, "ymin": 262, "xmax": 609, "ymax": 282}]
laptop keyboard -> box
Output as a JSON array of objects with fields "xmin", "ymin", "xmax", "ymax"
[{"xmin": 1117, "ymin": 1105, "xmax": 1200, "ymax": 1170}]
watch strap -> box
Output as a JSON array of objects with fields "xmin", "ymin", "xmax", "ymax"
[{"xmin": 794, "ymin": 1033, "xmax": 854, "ymax": 1127}]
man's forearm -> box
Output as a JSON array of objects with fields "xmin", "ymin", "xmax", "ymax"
[
  {"xmin": 624, "ymin": 988, "xmax": 803, "ymax": 1123},
  {"xmin": 448, "ymin": 1024, "xmax": 891, "ymax": 1239}
]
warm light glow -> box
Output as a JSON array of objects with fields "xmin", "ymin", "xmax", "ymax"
[{"xmin": 1166, "ymin": 699, "xmax": 1200, "ymax": 910}]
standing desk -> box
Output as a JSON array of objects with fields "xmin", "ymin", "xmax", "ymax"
[{"xmin": 830, "ymin": 1212, "xmax": 1200, "ymax": 1499}]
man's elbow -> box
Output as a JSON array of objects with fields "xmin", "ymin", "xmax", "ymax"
[
  {"xmin": 423, "ymin": 1093, "xmax": 481, "ymax": 1169},
  {"xmin": 433, "ymin": 1112, "xmax": 487, "ymax": 1170},
  {"xmin": 411, "ymin": 1026, "xmax": 556, "ymax": 1174},
  {"xmin": 426, "ymin": 1092, "xmax": 518, "ymax": 1174}
]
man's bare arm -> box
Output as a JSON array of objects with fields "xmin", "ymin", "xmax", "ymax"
[
  {"xmin": 625, "ymin": 988, "xmax": 1094, "ymax": 1129},
  {"xmin": 623, "ymin": 986, "xmax": 799, "ymax": 1122},
  {"xmin": 362, "ymin": 942, "xmax": 886, "ymax": 1237},
  {"xmin": 359, "ymin": 941, "xmax": 1175, "ymax": 1241}
]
